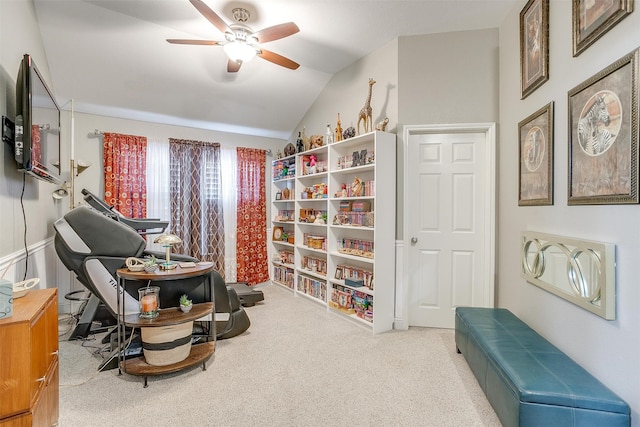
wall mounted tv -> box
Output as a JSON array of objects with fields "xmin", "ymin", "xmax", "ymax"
[{"xmin": 2, "ymin": 54, "xmax": 61, "ymax": 184}]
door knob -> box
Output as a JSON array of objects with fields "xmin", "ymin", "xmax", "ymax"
[{"xmin": 411, "ymin": 237, "xmax": 418, "ymax": 245}]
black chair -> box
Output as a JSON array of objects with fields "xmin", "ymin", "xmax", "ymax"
[
  {"xmin": 81, "ymin": 188, "xmax": 264, "ymax": 307},
  {"xmin": 54, "ymin": 206, "xmax": 250, "ymax": 340}
]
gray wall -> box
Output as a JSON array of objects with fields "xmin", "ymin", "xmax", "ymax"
[
  {"xmin": 499, "ymin": 0, "xmax": 639, "ymax": 422},
  {"xmin": 397, "ymin": 29, "xmax": 499, "ymax": 235},
  {"xmin": 290, "ymin": 38, "xmax": 399, "ymax": 142},
  {"xmin": 296, "ymin": 29, "xmax": 499, "ymax": 238},
  {"xmin": 398, "ymin": 29, "xmax": 499, "ymax": 125},
  {"xmin": 0, "ymin": 0, "xmax": 67, "ymax": 262}
]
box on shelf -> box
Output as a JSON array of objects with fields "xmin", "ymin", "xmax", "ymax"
[
  {"xmin": 345, "ymin": 278, "xmax": 365, "ymax": 288},
  {"xmin": 307, "ymin": 235, "xmax": 326, "ymax": 249},
  {"xmin": 352, "ymin": 201, "xmax": 371, "ymax": 212},
  {"xmin": 339, "ymin": 201, "xmax": 353, "ymax": 211}
]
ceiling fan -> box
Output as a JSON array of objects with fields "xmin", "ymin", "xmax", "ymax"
[{"xmin": 167, "ymin": 0, "xmax": 300, "ymax": 73}]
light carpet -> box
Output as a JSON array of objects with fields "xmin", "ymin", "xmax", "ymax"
[{"xmin": 58, "ymin": 284, "xmax": 500, "ymax": 426}]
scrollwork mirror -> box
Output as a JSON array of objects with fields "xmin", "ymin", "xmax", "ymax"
[{"xmin": 521, "ymin": 231, "xmax": 615, "ymax": 319}]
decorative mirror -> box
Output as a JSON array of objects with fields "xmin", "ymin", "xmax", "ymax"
[{"xmin": 521, "ymin": 231, "xmax": 615, "ymax": 319}]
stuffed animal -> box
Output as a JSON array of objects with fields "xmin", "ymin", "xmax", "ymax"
[
  {"xmin": 284, "ymin": 143, "xmax": 296, "ymax": 156},
  {"xmin": 309, "ymin": 135, "xmax": 323, "ymax": 149},
  {"xmin": 307, "ymin": 154, "xmax": 317, "ymax": 174}
]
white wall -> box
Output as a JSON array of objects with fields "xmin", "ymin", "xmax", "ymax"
[
  {"xmin": 68, "ymin": 112, "xmax": 285, "ymax": 210},
  {"xmin": 499, "ymin": 0, "xmax": 640, "ymax": 422}
]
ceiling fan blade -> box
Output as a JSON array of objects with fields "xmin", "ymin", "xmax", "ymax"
[
  {"xmin": 166, "ymin": 39, "xmax": 222, "ymax": 46},
  {"xmin": 227, "ymin": 59, "xmax": 241, "ymax": 73},
  {"xmin": 258, "ymin": 49, "xmax": 300, "ymax": 70},
  {"xmin": 189, "ymin": 0, "xmax": 231, "ymax": 34},
  {"xmin": 253, "ymin": 22, "xmax": 300, "ymax": 43}
]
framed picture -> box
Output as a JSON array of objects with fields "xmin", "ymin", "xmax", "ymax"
[
  {"xmin": 520, "ymin": 0, "xmax": 549, "ymax": 99},
  {"xmin": 275, "ymin": 191, "xmax": 282, "ymax": 200},
  {"xmin": 519, "ymin": 102, "xmax": 554, "ymax": 206},
  {"xmin": 272, "ymin": 226, "xmax": 284, "ymax": 241},
  {"xmin": 572, "ymin": 0, "xmax": 633, "ymax": 57},
  {"xmin": 568, "ymin": 49, "xmax": 639, "ymax": 205}
]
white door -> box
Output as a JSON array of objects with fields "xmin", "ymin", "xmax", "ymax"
[{"xmin": 403, "ymin": 124, "xmax": 495, "ymax": 329}]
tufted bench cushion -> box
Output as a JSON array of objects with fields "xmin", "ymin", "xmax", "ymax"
[{"xmin": 455, "ymin": 307, "xmax": 630, "ymax": 426}]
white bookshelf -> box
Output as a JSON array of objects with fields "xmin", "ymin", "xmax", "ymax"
[{"xmin": 270, "ymin": 131, "xmax": 396, "ymax": 333}]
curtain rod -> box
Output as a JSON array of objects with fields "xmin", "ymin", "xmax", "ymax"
[{"xmin": 93, "ymin": 129, "xmax": 273, "ymax": 156}]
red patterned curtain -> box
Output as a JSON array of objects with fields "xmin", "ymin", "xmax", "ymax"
[
  {"xmin": 103, "ymin": 132, "xmax": 147, "ymax": 218},
  {"xmin": 236, "ymin": 147, "xmax": 268, "ymax": 285},
  {"xmin": 169, "ymin": 139, "xmax": 225, "ymax": 275}
]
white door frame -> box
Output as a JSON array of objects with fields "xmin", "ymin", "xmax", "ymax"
[{"xmin": 397, "ymin": 123, "xmax": 496, "ymax": 330}]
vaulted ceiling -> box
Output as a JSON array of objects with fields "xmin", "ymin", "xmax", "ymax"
[{"xmin": 34, "ymin": 0, "xmax": 516, "ymax": 139}]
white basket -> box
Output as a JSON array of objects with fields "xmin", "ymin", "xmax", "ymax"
[{"xmin": 141, "ymin": 321, "xmax": 193, "ymax": 366}]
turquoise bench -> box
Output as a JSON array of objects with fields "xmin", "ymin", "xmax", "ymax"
[{"xmin": 455, "ymin": 307, "xmax": 630, "ymax": 426}]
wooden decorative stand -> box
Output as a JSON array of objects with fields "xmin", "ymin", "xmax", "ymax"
[{"xmin": 116, "ymin": 263, "xmax": 216, "ymax": 387}]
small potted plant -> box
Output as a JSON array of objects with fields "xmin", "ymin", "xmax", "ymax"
[
  {"xmin": 144, "ymin": 255, "xmax": 158, "ymax": 273},
  {"xmin": 179, "ymin": 294, "xmax": 192, "ymax": 313}
]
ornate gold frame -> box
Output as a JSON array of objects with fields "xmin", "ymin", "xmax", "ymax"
[
  {"xmin": 518, "ymin": 102, "xmax": 554, "ymax": 206},
  {"xmin": 520, "ymin": 0, "xmax": 549, "ymax": 99},
  {"xmin": 572, "ymin": 0, "xmax": 634, "ymax": 57},
  {"xmin": 568, "ymin": 49, "xmax": 639, "ymax": 205}
]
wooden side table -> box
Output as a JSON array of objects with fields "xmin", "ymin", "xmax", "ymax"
[{"xmin": 116, "ymin": 262, "xmax": 216, "ymax": 387}]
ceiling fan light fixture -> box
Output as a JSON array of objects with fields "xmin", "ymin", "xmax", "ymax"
[{"xmin": 223, "ymin": 41, "xmax": 256, "ymax": 63}]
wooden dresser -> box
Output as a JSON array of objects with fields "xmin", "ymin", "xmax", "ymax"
[{"xmin": 0, "ymin": 289, "xmax": 59, "ymax": 426}]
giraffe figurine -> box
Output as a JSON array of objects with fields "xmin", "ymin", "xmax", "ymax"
[
  {"xmin": 335, "ymin": 113, "xmax": 343, "ymax": 142},
  {"xmin": 357, "ymin": 78, "xmax": 376, "ymax": 134}
]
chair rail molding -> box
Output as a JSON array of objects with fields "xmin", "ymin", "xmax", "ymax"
[{"xmin": 0, "ymin": 237, "xmax": 74, "ymax": 313}]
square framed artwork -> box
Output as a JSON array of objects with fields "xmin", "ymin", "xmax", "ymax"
[
  {"xmin": 520, "ymin": 0, "xmax": 549, "ymax": 99},
  {"xmin": 568, "ymin": 49, "xmax": 639, "ymax": 205},
  {"xmin": 272, "ymin": 226, "xmax": 284, "ymax": 241},
  {"xmin": 519, "ymin": 102, "xmax": 554, "ymax": 206},
  {"xmin": 572, "ymin": 0, "xmax": 633, "ymax": 57}
]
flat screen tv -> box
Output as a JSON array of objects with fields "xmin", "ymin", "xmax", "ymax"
[{"xmin": 7, "ymin": 54, "xmax": 62, "ymax": 184}]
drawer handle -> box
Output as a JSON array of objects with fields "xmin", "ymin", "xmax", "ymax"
[
  {"xmin": 52, "ymin": 350, "xmax": 59, "ymax": 356},
  {"xmin": 36, "ymin": 376, "xmax": 46, "ymax": 383}
]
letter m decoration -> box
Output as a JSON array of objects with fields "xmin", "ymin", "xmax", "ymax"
[{"xmin": 352, "ymin": 149, "xmax": 368, "ymax": 167}]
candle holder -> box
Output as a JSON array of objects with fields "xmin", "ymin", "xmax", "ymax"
[{"xmin": 138, "ymin": 286, "xmax": 160, "ymax": 318}]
